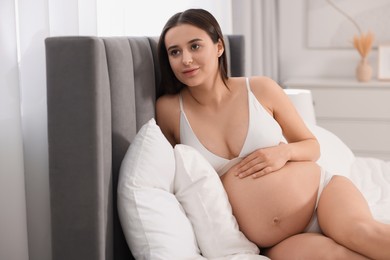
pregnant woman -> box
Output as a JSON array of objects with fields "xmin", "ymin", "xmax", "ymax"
[{"xmin": 156, "ymin": 8, "xmax": 390, "ymax": 259}]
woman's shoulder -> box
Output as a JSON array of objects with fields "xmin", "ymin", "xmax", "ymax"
[
  {"xmin": 246, "ymin": 76, "xmax": 286, "ymax": 109},
  {"xmin": 156, "ymin": 91, "xmax": 181, "ymax": 105},
  {"xmin": 155, "ymin": 93, "xmax": 181, "ymax": 145},
  {"xmin": 229, "ymin": 76, "xmax": 277, "ymax": 89},
  {"xmin": 156, "ymin": 93, "xmax": 180, "ymax": 118},
  {"xmin": 247, "ymin": 76, "xmax": 283, "ymax": 94},
  {"xmin": 227, "ymin": 76, "xmax": 280, "ymax": 96},
  {"xmin": 156, "ymin": 93, "xmax": 179, "ymax": 105},
  {"xmin": 248, "ymin": 76, "xmax": 279, "ymax": 88}
]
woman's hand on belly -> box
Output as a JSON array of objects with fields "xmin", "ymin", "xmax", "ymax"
[
  {"xmin": 233, "ymin": 142, "xmax": 289, "ymax": 179},
  {"xmin": 221, "ymin": 161, "xmax": 321, "ymax": 247}
]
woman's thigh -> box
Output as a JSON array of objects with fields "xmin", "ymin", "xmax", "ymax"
[
  {"xmin": 317, "ymin": 175, "xmax": 373, "ymax": 240},
  {"xmin": 264, "ymin": 233, "xmax": 369, "ymax": 260},
  {"xmin": 317, "ymin": 175, "xmax": 390, "ymax": 259}
]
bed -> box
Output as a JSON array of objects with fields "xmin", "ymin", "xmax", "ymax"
[
  {"xmin": 45, "ymin": 36, "xmax": 390, "ymax": 260},
  {"xmin": 347, "ymin": 157, "xmax": 390, "ymax": 224}
]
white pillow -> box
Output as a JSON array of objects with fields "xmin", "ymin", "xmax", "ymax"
[
  {"xmin": 307, "ymin": 123, "xmax": 356, "ymax": 177},
  {"xmin": 117, "ymin": 118, "xmax": 203, "ymax": 260},
  {"xmin": 174, "ymin": 144, "xmax": 264, "ymax": 259}
]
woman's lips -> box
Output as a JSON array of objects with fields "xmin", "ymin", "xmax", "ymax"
[{"xmin": 182, "ymin": 67, "xmax": 199, "ymax": 77}]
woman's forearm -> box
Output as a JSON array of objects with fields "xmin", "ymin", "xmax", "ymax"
[{"xmin": 284, "ymin": 138, "xmax": 320, "ymax": 162}]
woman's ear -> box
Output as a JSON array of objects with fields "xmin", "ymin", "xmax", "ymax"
[{"xmin": 217, "ymin": 39, "xmax": 224, "ymax": 57}]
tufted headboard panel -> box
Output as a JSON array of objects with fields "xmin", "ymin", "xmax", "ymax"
[{"xmin": 45, "ymin": 35, "xmax": 245, "ymax": 260}]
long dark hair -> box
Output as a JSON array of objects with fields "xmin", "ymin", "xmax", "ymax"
[{"xmin": 157, "ymin": 9, "xmax": 228, "ymax": 97}]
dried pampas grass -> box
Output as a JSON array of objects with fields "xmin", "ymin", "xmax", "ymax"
[
  {"xmin": 326, "ymin": 0, "xmax": 375, "ymax": 59},
  {"xmin": 353, "ymin": 31, "xmax": 374, "ymax": 59}
]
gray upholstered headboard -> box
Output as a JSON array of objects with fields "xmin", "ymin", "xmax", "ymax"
[{"xmin": 45, "ymin": 35, "xmax": 245, "ymax": 260}]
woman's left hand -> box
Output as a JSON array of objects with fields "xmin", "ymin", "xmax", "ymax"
[{"xmin": 234, "ymin": 142, "xmax": 289, "ymax": 179}]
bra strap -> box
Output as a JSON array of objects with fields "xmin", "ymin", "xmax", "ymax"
[
  {"xmin": 179, "ymin": 93, "xmax": 184, "ymax": 111},
  {"xmin": 245, "ymin": 78, "xmax": 251, "ymax": 92},
  {"xmin": 245, "ymin": 77, "xmax": 251, "ymax": 92}
]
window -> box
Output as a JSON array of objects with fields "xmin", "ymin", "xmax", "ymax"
[{"xmin": 97, "ymin": 0, "xmax": 232, "ymax": 37}]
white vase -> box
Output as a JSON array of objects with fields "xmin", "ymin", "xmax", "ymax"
[{"xmin": 356, "ymin": 58, "xmax": 372, "ymax": 82}]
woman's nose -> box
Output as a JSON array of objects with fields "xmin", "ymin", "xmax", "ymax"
[{"xmin": 182, "ymin": 51, "xmax": 193, "ymax": 65}]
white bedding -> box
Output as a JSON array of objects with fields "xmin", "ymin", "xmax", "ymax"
[
  {"xmin": 345, "ymin": 157, "xmax": 390, "ymax": 224},
  {"xmin": 119, "ymin": 120, "xmax": 388, "ymax": 258},
  {"xmin": 306, "ymin": 123, "xmax": 390, "ymax": 225}
]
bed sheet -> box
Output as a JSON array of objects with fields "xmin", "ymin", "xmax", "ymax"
[{"xmin": 344, "ymin": 157, "xmax": 390, "ymax": 224}]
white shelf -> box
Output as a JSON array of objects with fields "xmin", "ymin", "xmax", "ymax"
[
  {"xmin": 282, "ymin": 77, "xmax": 390, "ymax": 161},
  {"xmin": 283, "ymin": 77, "xmax": 390, "ymax": 89}
]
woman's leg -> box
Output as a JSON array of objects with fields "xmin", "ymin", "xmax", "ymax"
[
  {"xmin": 318, "ymin": 175, "xmax": 390, "ymax": 259},
  {"xmin": 264, "ymin": 233, "xmax": 369, "ymax": 260}
]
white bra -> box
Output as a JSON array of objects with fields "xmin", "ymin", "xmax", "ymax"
[{"xmin": 179, "ymin": 78, "xmax": 283, "ymax": 176}]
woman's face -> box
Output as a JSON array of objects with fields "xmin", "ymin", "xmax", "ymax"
[{"xmin": 164, "ymin": 24, "xmax": 223, "ymax": 87}]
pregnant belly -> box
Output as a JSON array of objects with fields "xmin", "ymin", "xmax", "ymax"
[{"xmin": 221, "ymin": 161, "xmax": 321, "ymax": 248}]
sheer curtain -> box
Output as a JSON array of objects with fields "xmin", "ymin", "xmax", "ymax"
[
  {"xmin": 1, "ymin": 1, "xmax": 231, "ymax": 260},
  {"xmin": 232, "ymin": 0, "xmax": 279, "ymax": 81},
  {"xmin": 1, "ymin": 1, "xmax": 30, "ymax": 260}
]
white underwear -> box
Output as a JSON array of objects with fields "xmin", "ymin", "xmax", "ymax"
[{"xmin": 304, "ymin": 168, "xmax": 334, "ymax": 233}]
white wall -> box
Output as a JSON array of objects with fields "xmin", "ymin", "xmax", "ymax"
[{"xmin": 278, "ymin": 0, "xmax": 379, "ymax": 83}]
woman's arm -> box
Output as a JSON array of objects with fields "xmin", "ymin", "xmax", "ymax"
[
  {"xmin": 260, "ymin": 76, "xmax": 320, "ymax": 161},
  {"xmin": 155, "ymin": 94, "xmax": 180, "ymax": 147},
  {"xmin": 234, "ymin": 76, "xmax": 320, "ymax": 178}
]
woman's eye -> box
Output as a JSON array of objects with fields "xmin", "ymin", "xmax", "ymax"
[
  {"xmin": 191, "ymin": 44, "xmax": 200, "ymax": 50},
  {"xmin": 169, "ymin": 49, "xmax": 180, "ymax": 56}
]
